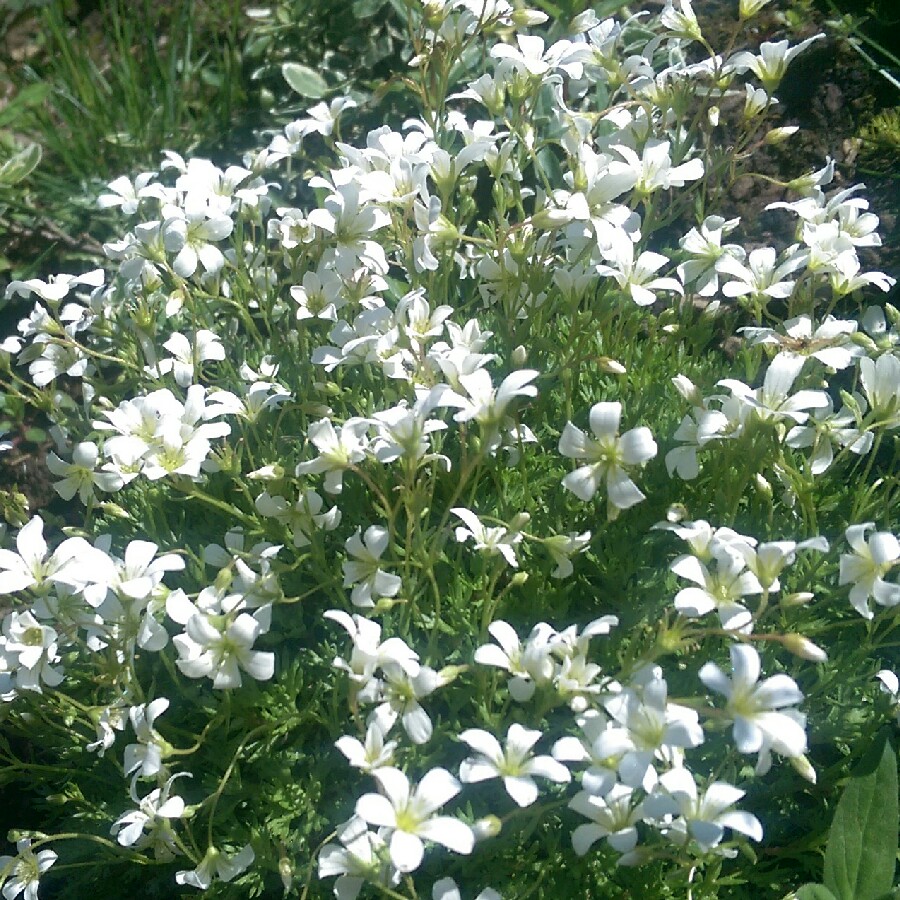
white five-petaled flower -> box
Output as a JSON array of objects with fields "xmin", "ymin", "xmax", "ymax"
[
  {"xmin": 458, "ymin": 723, "xmax": 571, "ymax": 807},
  {"xmin": 699, "ymin": 644, "xmax": 807, "ymax": 773},
  {"xmin": 342, "ymin": 526, "xmax": 402, "ymax": 609},
  {"xmin": 336, "ymin": 721, "xmax": 398, "ymax": 773},
  {"xmin": 451, "ymin": 507, "xmax": 523, "ymax": 568},
  {"xmin": 171, "ymin": 605, "xmax": 274, "ymax": 689},
  {"xmin": 643, "ymin": 767, "xmax": 763, "ymax": 851},
  {"xmin": 474, "ymin": 620, "xmax": 556, "ymax": 701},
  {"xmin": 150, "ymin": 330, "xmax": 225, "ymax": 387},
  {"xmin": 46, "ymin": 441, "xmax": 124, "ymax": 504},
  {"xmin": 595, "ymin": 230, "xmax": 683, "ymax": 307},
  {"xmin": 839, "ymin": 522, "xmax": 900, "ymax": 618},
  {"xmin": 355, "ymin": 767, "xmax": 474, "ymax": 873},
  {"xmin": 295, "ymin": 417, "xmax": 370, "ymax": 493},
  {"xmin": 175, "ymin": 844, "xmax": 255, "ymax": 890},
  {"xmin": 559, "ymin": 401, "xmax": 657, "ymax": 517},
  {"xmin": 0, "ymin": 838, "xmax": 58, "ymax": 900}
]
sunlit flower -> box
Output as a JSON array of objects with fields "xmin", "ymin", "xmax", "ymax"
[
  {"xmin": 700, "ymin": 644, "xmax": 807, "ymax": 772},
  {"xmin": 355, "ymin": 767, "xmax": 474, "ymax": 873},
  {"xmin": 458, "ymin": 723, "xmax": 571, "ymax": 807},
  {"xmin": 839, "ymin": 522, "xmax": 900, "ymax": 618},
  {"xmin": 0, "ymin": 838, "xmax": 58, "ymax": 900},
  {"xmin": 559, "ymin": 401, "xmax": 657, "ymax": 517}
]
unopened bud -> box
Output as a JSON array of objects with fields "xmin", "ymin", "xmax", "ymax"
[
  {"xmin": 885, "ymin": 302, "xmax": 900, "ymax": 326},
  {"xmin": 708, "ymin": 105, "xmax": 720, "ymax": 128},
  {"xmin": 511, "ymin": 345, "xmax": 528, "ymax": 367},
  {"xmin": 531, "ymin": 207, "xmax": 574, "ymax": 229},
  {"xmin": 782, "ymin": 633, "xmax": 827, "ymax": 662},
  {"xmin": 789, "ymin": 754, "xmax": 817, "ymax": 784},
  {"xmin": 98, "ymin": 502, "xmax": 135, "ymax": 521},
  {"xmin": 247, "ymin": 464, "xmax": 284, "ymax": 481},
  {"xmin": 214, "ymin": 567, "xmax": 234, "ymax": 593},
  {"xmin": 666, "ymin": 503, "xmax": 689, "ymax": 523},
  {"xmin": 511, "ymin": 8, "xmax": 549, "ymax": 26},
  {"xmin": 672, "ymin": 374, "xmax": 702, "ymax": 406},
  {"xmin": 754, "ymin": 473, "xmax": 773, "ymax": 498},
  {"xmin": 509, "ymin": 512, "xmax": 531, "ymax": 531},
  {"xmin": 279, "ymin": 857, "xmax": 293, "ymax": 893},
  {"xmin": 597, "ymin": 356, "xmax": 626, "ymax": 375},
  {"xmin": 472, "ymin": 815, "xmax": 502, "ymax": 841},
  {"xmin": 374, "ymin": 596, "xmax": 406, "ymax": 613},
  {"xmin": 782, "ymin": 591, "xmax": 815, "ymax": 607},
  {"xmin": 509, "ymin": 572, "xmax": 529, "ymax": 587},
  {"xmin": 765, "ymin": 126, "xmax": 800, "ymax": 145}
]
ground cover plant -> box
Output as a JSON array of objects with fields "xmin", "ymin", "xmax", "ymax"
[{"xmin": 0, "ymin": 1, "xmax": 898, "ymax": 898}]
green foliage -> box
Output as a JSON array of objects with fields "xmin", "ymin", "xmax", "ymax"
[{"xmin": 823, "ymin": 731, "xmax": 899, "ymax": 900}]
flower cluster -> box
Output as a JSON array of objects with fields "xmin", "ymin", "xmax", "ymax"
[{"xmin": 0, "ymin": 1, "xmax": 897, "ymax": 898}]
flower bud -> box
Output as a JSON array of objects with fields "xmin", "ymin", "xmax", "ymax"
[
  {"xmin": 754, "ymin": 473, "xmax": 773, "ymax": 499},
  {"xmin": 511, "ymin": 9, "xmax": 549, "ymax": 26},
  {"xmin": 511, "ymin": 345, "xmax": 528, "ymax": 367},
  {"xmin": 782, "ymin": 633, "xmax": 827, "ymax": 662},
  {"xmin": 672, "ymin": 374, "xmax": 702, "ymax": 405},
  {"xmin": 764, "ymin": 126, "xmax": 799, "ymax": 145},
  {"xmin": 279, "ymin": 857, "xmax": 293, "ymax": 892},
  {"xmin": 789, "ymin": 754, "xmax": 817, "ymax": 784},
  {"xmin": 597, "ymin": 356, "xmax": 626, "ymax": 375},
  {"xmin": 509, "ymin": 512, "xmax": 531, "ymax": 531},
  {"xmin": 509, "ymin": 572, "xmax": 529, "ymax": 587},
  {"xmin": 781, "ymin": 591, "xmax": 814, "ymax": 607},
  {"xmin": 472, "ymin": 815, "xmax": 502, "ymax": 841}
]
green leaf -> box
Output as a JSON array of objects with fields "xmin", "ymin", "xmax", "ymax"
[
  {"xmin": 0, "ymin": 143, "xmax": 42, "ymax": 186},
  {"xmin": 794, "ymin": 885, "xmax": 838, "ymax": 900},
  {"xmin": 281, "ymin": 62, "xmax": 328, "ymax": 99},
  {"xmin": 823, "ymin": 731, "xmax": 899, "ymax": 900},
  {"xmin": 0, "ymin": 83, "xmax": 52, "ymax": 130}
]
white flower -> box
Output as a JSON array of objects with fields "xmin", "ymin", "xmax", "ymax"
[
  {"xmin": 474, "ymin": 620, "xmax": 556, "ymax": 701},
  {"xmin": 699, "ymin": 644, "xmax": 807, "ymax": 771},
  {"xmin": 717, "ymin": 245, "xmax": 807, "ymax": 307},
  {"xmin": 740, "ymin": 315, "xmax": 861, "ymax": 370},
  {"xmin": 355, "ymin": 767, "xmax": 474, "ymax": 873},
  {"xmin": 718, "ymin": 354, "xmax": 829, "ymax": 427},
  {"xmin": 569, "ymin": 784, "xmax": 644, "ymax": 856},
  {"xmin": 595, "ymin": 230, "xmax": 683, "ymax": 306},
  {"xmin": 2, "ymin": 610, "xmax": 64, "ymax": 693},
  {"xmin": 162, "ymin": 199, "xmax": 234, "ymax": 278},
  {"xmin": 318, "ymin": 816, "xmax": 397, "ymax": 900},
  {"xmin": 324, "ymin": 610, "xmax": 420, "ymax": 687},
  {"xmin": 459, "ymin": 723, "xmax": 570, "ymax": 807},
  {"xmin": 336, "ymin": 721, "xmax": 398, "ymax": 773},
  {"xmin": 111, "ymin": 773, "xmax": 189, "ymax": 859},
  {"xmin": 677, "ymin": 216, "xmax": 744, "ymax": 297},
  {"xmin": 839, "ymin": 523, "xmax": 900, "ymax": 618},
  {"xmin": 150, "ymin": 330, "xmax": 225, "ymax": 387},
  {"xmin": 876, "ymin": 670, "xmax": 900, "ymax": 724},
  {"xmin": 433, "ymin": 878, "xmax": 500, "ymax": 900},
  {"xmin": 46, "ymin": 441, "xmax": 123, "ymax": 504},
  {"xmin": 728, "ymin": 35, "xmax": 825, "ymax": 92},
  {"xmin": 342, "ymin": 526, "xmax": 402, "ymax": 609},
  {"xmin": 452, "ymin": 508, "xmax": 523, "ymax": 567},
  {"xmin": 295, "ymin": 417, "xmax": 370, "ymax": 493},
  {"xmin": 172, "ymin": 607, "xmax": 274, "ymax": 689},
  {"xmin": 370, "ymin": 664, "xmax": 449, "ymax": 745},
  {"xmin": 613, "ymin": 140, "xmax": 704, "ymax": 196},
  {"xmin": 0, "ymin": 838, "xmax": 58, "ymax": 900},
  {"xmin": 124, "ymin": 697, "xmax": 171, "ymax": 779},
  {"xmin": 785, "ymin": 395, "xmax": 873, "ymax": 474},
  {"xmin": 176, "ymin": 844, "xmax": 254, "ymax": 889},
  {"xmin": 859, "ymin": 353, "xmax": 900, "ymax": 427},
  {"xmin": 559, "ymin": 401, "xmax": 657, "ymax": 517},
  {"xmin": 644, "ymin": 768, "xmax": 762, "ymax": 851}
]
